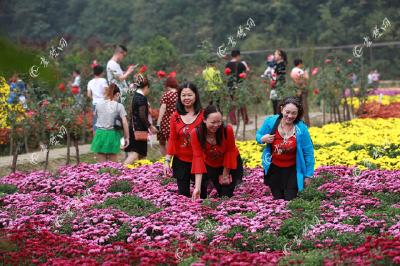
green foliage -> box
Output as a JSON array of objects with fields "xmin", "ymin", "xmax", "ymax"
[
  {"xmin": 36, "ymin": 195, "xmax": 53, "ymax": 202},
  {"xmin": 107, "ymin": 180, "xmax": 132, "ymax": 194},
  {"xmin": 315, "ymin": 230, "xmax": 369, "ymax": 247},
  {"xmin": 346, "ymin": 144, "xmax": 365, "ymax": 152},
  {"xmin": 94, "ymin": 195, "xmax": 161, "ymax": 216},
  {"xmin": 0, "ymin": 184, "xmax": 18, "ymax": 196},
  {"xmin": 366, "ymin": 192, "xmax": 400, "ymax": 226},
  {"xmin": 178, "ymin": 257, "xmax": 200, "ymax": 266},
  {"xmin": 108, "ymin": 223, "xmax": 131, "ymax": 243},
  {"xmin": 160, "ymin": 177, "xmax": 175, "ymax": 186},
  {"xmin": 98, "ymin": 167, "xmax": 121, "ymax": 176},
  {"xmin": 241, "ymin": 211, "xmax": 257, "ymax": 218},
  {"xmin": 278, "ymin": 249, "xmax": 333, "ymax": 266},
  {"xmin": 201, "ymin": 198, "xmax": 222, "ymax": 210}
]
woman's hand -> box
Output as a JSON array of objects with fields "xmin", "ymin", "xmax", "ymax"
[
  {"xmin": 261, "ymin": 134, "xmax": 275, "ymax": 144},
  {"xmin": 163, "ymin": 161, "xmax": 172, "ymax": 177},
  {"xmin": 192, "ymin": 187, "xmax": 200, "ymax": 201},
  {"xmin": 150, "ymin": 125, "xmax": 158, "ymax": 134},
  {"xmin": 304, "ymin": 177, "xmax": 312, "ymax": 187},
  {"xmin": 123, "ymin": 137, "xmax": 130, "ymax": 149},
  {"xmin": 219, "ymin": 174, "xmax": 232, "ymax": 185}
]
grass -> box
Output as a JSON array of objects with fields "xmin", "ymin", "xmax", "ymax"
[
  {"xmin": 93, "ymin": 194, "xmax": 161, "ymax": 217},
  {"xmin": 107, "ymin": 180, "xmax": 132, "ymax": 193}
]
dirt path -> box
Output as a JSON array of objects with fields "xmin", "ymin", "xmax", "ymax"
[{"xmin": 0, "ymin": 112, "xmax": 324, "ymax": 169}]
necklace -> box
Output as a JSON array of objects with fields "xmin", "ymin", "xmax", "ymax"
[{"xmin": 279, "ymin": 123, "xmax": 295, "ymax": 144}]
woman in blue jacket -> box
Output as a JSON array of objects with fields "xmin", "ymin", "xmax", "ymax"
[{"xmin": 256, "ymin": 97, "xmax": 315, "ymax": 200}]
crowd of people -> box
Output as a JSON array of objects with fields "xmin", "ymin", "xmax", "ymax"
[
  {"xmin": 4, "ymin": 44, "xmax": 317, "ymax": 201},
  {"xmin": 85, "ymin": 45, "xmax": 315, "ymax": 201}
]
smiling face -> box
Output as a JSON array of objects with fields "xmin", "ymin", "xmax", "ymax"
[
  {"xmin": 204, "ymin": 112, "xmax": 222, "ymax": 133},
  {"xmin": 180, "ymin": 88, "xmax": 196, "ymax": 108},
  {"xmin": 281, "ymin": 103, "xmax": 299, "ymax": 125}
]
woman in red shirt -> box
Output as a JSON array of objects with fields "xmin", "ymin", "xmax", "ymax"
[
  {"xmin": 164, "ymin": 82, "xmax": 204, "ymax": 199},
  {"xmin": 191, "ymin": 105, "xmax": 243, "ymax": 200}
]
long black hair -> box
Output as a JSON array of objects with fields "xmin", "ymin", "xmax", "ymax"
[
  {"xmin": 278, "ymin": 96, "xmax": 304, "ymax": 124},
  {"xmin": 196, "ymin": 105, "xmax": 226, "ymax": 150},
  {"xmin": 176, "ymin": 82, "xmax": 202, "ymax": 115}
]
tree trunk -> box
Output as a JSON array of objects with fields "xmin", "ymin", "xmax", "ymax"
[
  {"xmin": 345, "ymin": 98, "xmax": 351, "ymax": 121},
  {"xmin": 44, "ymin": 147, "xmax": 50, "ymax": 171},
  {"xmin": 242, "ymin": 117, "xmax": 246, "ymax": 141},
  {"xmin": 24, "ymin": 133, "xmax": 29, "ymax": 153},
  {"xmin": 255, "ymin": 111, "xmax": 258, "ymax": 132},
  {"xmin": 302, "ymin": 91, "xmax": 310, "ymax": 126},
  {"xmin": 322, "ymin": 99, "xmax": 326, "ymax": 125},
  {"xmin": 336, "ymin": 104, "xmax": 341, "ymax": 123},
  {"xmin": 74, "ymin": 138, "xmax": 80, "ymax": 164},
  {"xmin": 82, "ymin": 108, "xmax": 87, "ymax": 144},
  {"xmin": 9, "ymin": 134, "xmax": 13, "ymax": 156},
  {"xmin": 11, "ymin": 140, "xmax": 18, "ymax": 174},
  {"xmin": 66, "ymin": 132, "xmax": 71, "ymax": 165},
  {"xmin": 235, "ymin": 109, "xmax": 240, "ymax": 138}
]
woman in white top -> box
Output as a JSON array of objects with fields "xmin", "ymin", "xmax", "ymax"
[
  {"xmin": 87, "ymin": 65, "xmax": 108, "ymax": 132},
  {"xmin": 90, "ymin": 84, "xmax": 130, "ymax": 162}
]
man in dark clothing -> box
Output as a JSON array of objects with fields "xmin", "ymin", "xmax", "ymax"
[{"xmin": 225, "ymin": 50, "xmax": 250, "ymax": 125}]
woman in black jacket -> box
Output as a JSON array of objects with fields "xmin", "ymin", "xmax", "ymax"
[{"xmin": 124, "ymin": 77, "xmax": 158, "ymax": 164}]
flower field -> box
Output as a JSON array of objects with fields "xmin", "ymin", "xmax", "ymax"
[
  {"xmin": 344, "ymin": 95, "xmax": 400, "ymax": 110},
  {"xmin": 1, "ymin": 114, "xmax": 400, "ymax": 265}
]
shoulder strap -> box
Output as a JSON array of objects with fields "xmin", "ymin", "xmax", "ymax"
[
  {"xmin": 270, "ymin": 115, "xmax": 282, "ymax": 134},
  {"xmin": 266, "ymin": 115, "xmax": 282, "ymax": 152}
]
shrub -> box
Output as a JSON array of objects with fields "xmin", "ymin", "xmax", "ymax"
[
  {"xmin": 0, "ymin": 184, "xmax": 18, "ymax": 195},
  {"xmin": 94, "ymin": 195, "xmax": 161, "ymax": 216},
  {"xmin": 98, "ymin": 167, "xmax": 121, "ymax": 176},
  {"xmin": 108, "ymin": 180, "xmax": 132, "ymax": 194}
]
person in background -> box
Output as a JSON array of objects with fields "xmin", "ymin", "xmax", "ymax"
[
  {"xmin": 164, "ymin": 82, "xmax": 204, "ymax": 199},
  {"xmin": 72, "ymin": 69, "xmax": 81, "ymax": 89},
  {"xmin": 256, "ymin": 97, "xmax": 315, "ymax": 201},
  {"xmin": 367, "ymin": 70, "xmax": 373, "ymax": 88},
  {"xmin": 106, "ymin": 45, "xmax": 136, "ymax": 103},
  {"xmin": 191, "ymin": 105, "xmax": 243, "ymax": 200},
  {"xmin": 290, "ymin": 59, "xmax": 309, "ymax": 101},
  {"xmin": 156, "ymin": 77, "xmax": 179, "ymax": 156},
  {"xmin": 202, "ymin": 58, "xmax": 223, "ymax": 107},
  {"xmin": 124, "ymin": 77, "xmax": 158, "ymax": 164},
  {"xmin": 8, "ymin": 74, "xmax": 27, "ymax": 108},
  {"xmin": 372, "ymin": 69, "xmax": 380, "ymax": 89},
  {"xmin": 225, "ymin": 50, "xmax": 250, "ymax": 125},
  {"xmin": 290, "ymin": 58, "xmax": 310, "ymax": 125},
  {"xmin": 90, "ymin": 84, "xmax": 129, "ymax": 162},
  {"xmin": 87, "ymin": 65, "xmax": 108, "ymax": 133},
  {"xmin": 261, "ymin": 55, "xmax": 279, "ymax": 115},
  {"xmin": 273, "ymin": 49, "xmax": 288, "ymax": 100}
]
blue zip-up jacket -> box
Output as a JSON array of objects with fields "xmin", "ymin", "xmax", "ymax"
[{"xmin": 256, "ymin": 114, "xmax": 315, "ymax": 191}]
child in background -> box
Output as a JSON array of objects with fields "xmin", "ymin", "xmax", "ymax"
[
  {"xmin": 261, "ymin": 54, "xmax": 279, "ymax": 114},
  {"xmin": 261, "ymin": 54, "xmax": 276, "ymax": 79}
]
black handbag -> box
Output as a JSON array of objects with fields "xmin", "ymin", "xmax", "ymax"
[
  {"xmin": 263, "ymin": 115, "xmax": 282, "ymax": 185},
  {"xmin": 114, "ymin": 116, "xmax": 123, "ymax": 130}
]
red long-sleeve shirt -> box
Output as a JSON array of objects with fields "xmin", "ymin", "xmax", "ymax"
[
  {"xmin": 167, "ymin": 111, "xmax": 204, "ymax": 162},
  {"xmin": 191, "ymin": 124, "xmax": 239, "ymax": 174}
]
